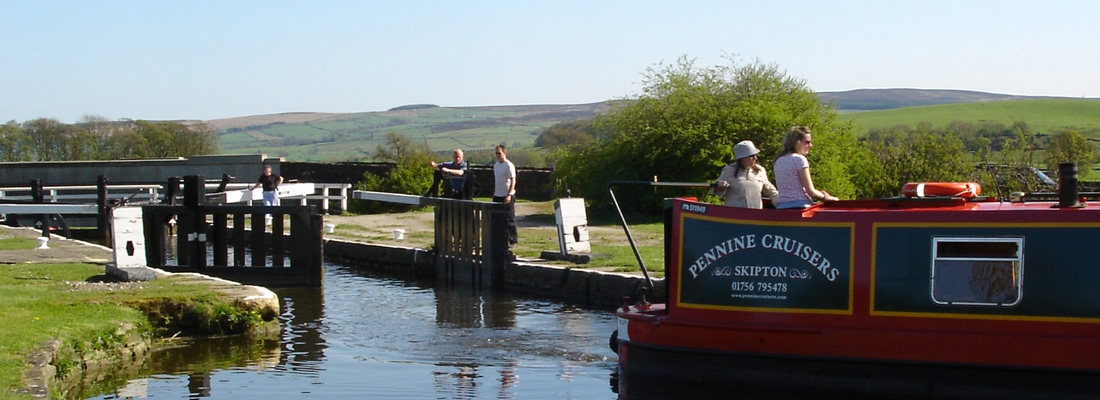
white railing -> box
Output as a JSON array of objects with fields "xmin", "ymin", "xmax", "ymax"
[
  {"xmin": 280, "ymin": 183, "xmax": 352, "ymax": 214},
  {"xmin": 0, "ymin": 182, "xmax": 353, "ymax": 213}
]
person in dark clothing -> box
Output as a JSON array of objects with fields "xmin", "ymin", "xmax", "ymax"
[
  {"xmin": 427, "ymin": 148, "xmax": 469, "ymax": 199},
  {"xmin": 252, "ymin": 165, "xmax": 283, "ymax": 206},
  {"xmin": 252, "ymin": 165, "xmax": 283, "ymax": 224}
]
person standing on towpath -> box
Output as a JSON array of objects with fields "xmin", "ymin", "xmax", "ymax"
[{"xmin": 493, "ymin": 145, "xmax": 518, "ymax": 246}]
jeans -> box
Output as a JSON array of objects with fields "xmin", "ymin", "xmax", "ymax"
[
  {"xmin": 492, "ymin": 195, "xmax": 518, "ymax": 245},
  {"xmin": 262, "ymin": 191, "xmax": 279, "ymax": 206},
  {"xmin": 775, "ymin": 199, "xmax": 812, "ymax": 209}
]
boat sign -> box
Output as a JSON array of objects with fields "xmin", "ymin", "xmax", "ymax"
[{"xmin": 675, "ymin": 209, "xmax": 853, "ymax": 314}]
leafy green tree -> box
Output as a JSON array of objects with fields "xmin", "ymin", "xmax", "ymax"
[
  {"xmin": 862, "ymin": 131, "xmax": 970, "ymax": 198},
  {"xmin": 353, "ymin": 132, "xmax": 434, "ymax": 213},
  {"xmin": 551, "ymin": 56, "xmax": 860, "ymax": 210},
  {"xmin": 3, "ymin": 118, "xmax": 215, "ymax": 162},
  {"xmin": 22, "ymin": 118, "xmax": 69, "ymax": 161},
  {"xmin": 1045, "ymin": 128, "xmax": 1095, "ymax": 176},
  {"xmin": 76, "ymin": 115, "xmax": 116, "ymax": 159},
  {"xmin": 373, "ymin": 131, "xmax": 430, "ymax": 164},
  {"xmin": 134, "ymin": 121, "xmax": 175, "ymax": 158},
  {"xmin": 501, "ymin": 148, "xmax": 546, "ymax": 168},
  {"xmin": 535, "ymin": 119, "xmax": 597, "ymax": 148},
  {"xmin": 125, "ymin": 120, "xmax": 218, "ymax": 159},
  {"xmin": 972, "ymin": 128, "xmax": 1046, "ymax": 196},
  {"xmin": 0, "ymin": 122, "xmax": 29, "ymax": 162},
  {"xmin": 175, "ymin": 122, "xmax": 219, "ymax": 156},
  {"xmin": 63, "ymin": 128, "xmax": 97, "ymax": 160}
]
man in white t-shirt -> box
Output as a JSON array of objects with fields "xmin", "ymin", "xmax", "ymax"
[{"xmin": 492, "ymin": 145, "xmax": 518, "ymax": 246}]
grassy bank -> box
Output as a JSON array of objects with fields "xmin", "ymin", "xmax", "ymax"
[
  {"xmin": 327, "ymin": 199, "xmax": 669, "ymax": 277},
  {"xmin": 0, "ymin": 240, "xmax": 267, "ymax": 399},
  {"xmin": 510, "ymin": 201, "xmax": 666, "ymax": 276}
]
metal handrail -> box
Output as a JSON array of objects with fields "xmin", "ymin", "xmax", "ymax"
[{"xmin": 607, "ymin": 180, "xmax": 713, "ymax": 294}]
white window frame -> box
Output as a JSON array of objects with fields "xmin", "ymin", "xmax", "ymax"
[{"xmin": 930, "ymin": 236, "xmax": 1024, "ymax": 306}]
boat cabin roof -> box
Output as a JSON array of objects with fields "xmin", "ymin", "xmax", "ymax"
[{"xmin": 796, "ymin": 196, "xmax": 1089, "ymax": 213}]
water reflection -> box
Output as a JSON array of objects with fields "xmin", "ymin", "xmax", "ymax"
[
  {"xmin": 275, "ymin": 286, "xmax": 327, "ymax": 373},
  {"xmin": 84, "ymin": 262, "xmax": 618, "ymax": 399},
  {"xmin": 102, "ymin": 334, "xmax": 282, "ymax": 399},
  {"xmin": 434, "ymin": 284, "xmax": 517, "ymax": 329}
]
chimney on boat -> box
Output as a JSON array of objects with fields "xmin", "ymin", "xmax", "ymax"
[{"xmin": 1057, "ymin": 162, "xmax": 1082, "ymax": 208}]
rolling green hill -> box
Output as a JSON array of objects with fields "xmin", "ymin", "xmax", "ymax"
[
  {"xmin": 208, "ymin": 92, "xmax": 1100, "ymax": 163},
  {"xmin": 839, "ymin": 98, "xmax": 1100, "ymax": 137},
  {"xmin": 817, "ymin": 88, "xmax": 1025, "ymax": 110},
  {"xmin": 210, "ymin": 103, "xmax": 608, "ymax": 162}
]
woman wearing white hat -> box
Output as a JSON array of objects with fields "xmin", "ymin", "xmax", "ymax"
[{"xmin": 712, "ymin": 140, "xmax": 780, "ymax": 209}]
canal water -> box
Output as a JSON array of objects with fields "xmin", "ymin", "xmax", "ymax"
[{"xmin": 81, "ymin": 262, "xmax": 622, "ymax": 399}]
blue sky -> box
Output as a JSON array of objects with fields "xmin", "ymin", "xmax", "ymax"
[{"xmin": 3, "ymin": 0, "xmax": 1098, "ymax": 123}]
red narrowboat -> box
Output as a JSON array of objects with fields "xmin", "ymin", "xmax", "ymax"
[{"xmin": 613, "ymin": 167, "xmax": 1100, "ymax": 399}]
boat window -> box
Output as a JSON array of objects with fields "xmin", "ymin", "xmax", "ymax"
[{"xmin": 930, "ymin": 237, "xmax": 1023, "ymax": 306}]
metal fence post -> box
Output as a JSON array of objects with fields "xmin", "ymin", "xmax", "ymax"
[
  {"xmin": 30, "ymin": 179, "xmax": 48, "ymax": 238},
  {"xmin": 97, "ymin": 175, "xmax": 109, "ymax": 242}
]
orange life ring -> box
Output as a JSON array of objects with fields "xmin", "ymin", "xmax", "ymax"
[{"xmin": 901, "ymin": 182, "xmax": 982, "ymax": 199}]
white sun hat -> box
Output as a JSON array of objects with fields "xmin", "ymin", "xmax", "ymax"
[{"xmin": 733, "ymin": 140, "xmax": 761, "ymax": 160}]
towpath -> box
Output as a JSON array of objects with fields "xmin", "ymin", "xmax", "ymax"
[{"xmin": 320, "ymin": 201, "xmax": 661, "ymax": 275}]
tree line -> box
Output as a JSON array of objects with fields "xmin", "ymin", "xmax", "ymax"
[
  {"xmin": 0, "ymin": 116, "xmax": 219, "ymax": 162},
  {"xmin": 535, "ymin": 56, "xmax": 1097, "ymax": 211}
]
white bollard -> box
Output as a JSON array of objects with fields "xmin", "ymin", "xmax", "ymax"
[
  {"xmin": 324, "ymin": 223, "xmax": 335, "ymax": 234},
  {"xmin": 35, "ymin": 237, "xmax": 49, "ymax": 250},
  {"xmin": 393, "ymin": 229, "xmax": 405, "ymax": 241}
]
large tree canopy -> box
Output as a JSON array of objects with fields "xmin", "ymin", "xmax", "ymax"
[
  {"xmin": 551, "ymin": 56, "xmax": 861, "ymax": 210},
  {"xmin": 0, "ymin": 118, "xmax": 218, "ymax": 161},
  {"xmin": 1045, "ymin": 129, "xmax": 1095, "ymax": 174}
]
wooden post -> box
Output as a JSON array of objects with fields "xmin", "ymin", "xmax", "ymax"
[
  {"xmin": 97, "ymin": 175, "xmax": 109, "ymax": 242},
  {"xmin": 30, "ymin": 179, "xmax": 48, "ymax": 238},
  {"xmin": 184, "ymin": 175, "xmax": 207, "ymax": 269},
  {"xmin": 213, "ymin": 212, "xmax": 228, "ymax": 266},
  {"xmin": 251, "ymin": 211, "xmax": 266, "ymax": 267},
  {"xmin": 485, "ymin": 204, "xmax": 509, "ymax": 290},
  {"xmin": 233, "ymin": 213, "xmax": 246, "ymax": 266},
  {"xmin": 142, "ymin": 206, "xmax": 167, "ymax": 267},
  {"xmin": 339, "ymin": 185, "xmax": 349, "ymax": 213},
  {"xmin": 309, "ymin": 208, "xmax": 324, "ymax": 286},
  {"xmin": 164, "ymin": 176, "xmax": 180, "ymax": 205},
  {"xmin": 272, "ymin": 211, "xmax": 285, "ymax": 267}
]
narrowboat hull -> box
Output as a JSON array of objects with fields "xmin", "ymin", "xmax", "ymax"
[
  {"xmin": 617, "ymin": 336, "xmax": 1100, "ymax": 399},
  {"xmin": 616, "ymin": 196, "xmax": 1100, "ymax": 398}
]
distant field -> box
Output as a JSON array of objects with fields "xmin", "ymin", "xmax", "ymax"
[
  {"xmin": 212, "ymin": 103, "xmax": 607, "ymax": 162},
  {"xmin": 840, "ymin": 99, "xmax": 1100, "ymax": 137},
  {"xmin": 210, "ymin": 96, "xmax": 1100, "ymax": 163}
]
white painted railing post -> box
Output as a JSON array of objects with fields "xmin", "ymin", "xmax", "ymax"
[{"xmin": 340, "ymin": 184, "xmax": 349, "ymax": 213}]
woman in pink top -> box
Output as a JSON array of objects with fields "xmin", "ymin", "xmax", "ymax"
[{"xmin": 772, "ymin": 126, "xmax": 838, "ymax": 209}]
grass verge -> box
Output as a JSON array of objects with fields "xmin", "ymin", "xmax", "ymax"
[{"xmin": 0, "ymin": 262, "xmax": 265, "ymax": 399}]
